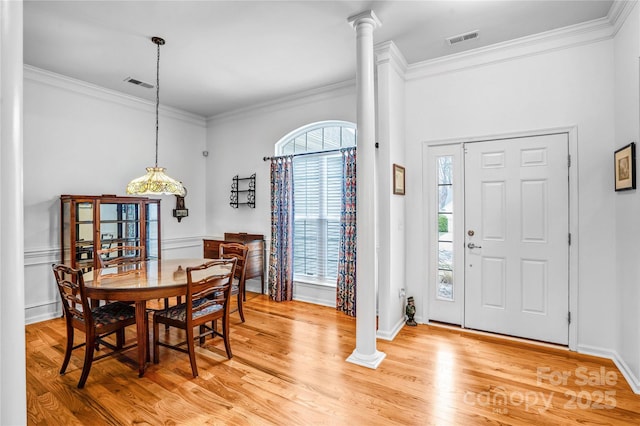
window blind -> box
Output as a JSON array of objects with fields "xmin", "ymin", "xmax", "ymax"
[{"xmin": 293, "ymin": 152, "xmax": 342, "ymax": 283}]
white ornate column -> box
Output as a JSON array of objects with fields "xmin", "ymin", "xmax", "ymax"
[
  {"xmin": 0, "ymin": 0, "xmax": 26, "ymax": 423},
  {"xmin": 346, "ymin": 10, "xmax": 386, "ymax": 369}
]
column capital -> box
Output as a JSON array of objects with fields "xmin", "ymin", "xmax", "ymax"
[{"xmin": 347, "ymin": 10, "xmax": 382, "ymax": 30}]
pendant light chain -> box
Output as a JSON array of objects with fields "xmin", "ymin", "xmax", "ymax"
[
  {"xmin": 155, "ymin": 40, "xmax": 160, "ymax": 168},
  {"xmin": 126, "ymin": 36, "xmax": 185, "ymax": 197}
]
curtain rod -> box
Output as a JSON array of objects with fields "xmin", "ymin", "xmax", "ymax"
[{"xmin": 263, "ymin": 147, "xmax": 355, "ymax": 162}]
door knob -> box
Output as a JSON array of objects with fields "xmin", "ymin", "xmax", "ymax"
[{"xmin": 467, "ymin": 242, "xmax": 482, "ymax": 249}]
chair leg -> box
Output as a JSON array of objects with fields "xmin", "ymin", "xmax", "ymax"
[
  {"xmin": 163, "ymin": 298, "xmax": 171, "ymax": 331},
  {"xmin": 116, "ymin": 329, "xmax": 125, "ymax": 349},
  {"xmin": 153, "ymin": 317, "xmax": 160, "ymax": 364},
  {"xmin": 60, "ymin": 322, "xmax": 74, "ymax": 375},
  {"xmin": 145, "ymin": 313, "xmax": 150, "ymax": 363},
  {"xmin": 186, "ymin": 326, "xmax": 198, "ymax": 378},
  {"xmin": 78, "ymin": 335, "xmax": 96, "ymax": 389},
  {"xmin": 199, "ymin": 325, "xmax": 207, "ymax": 346},
  {"xmin": 222, "ymin": 314, "xmax": 232, "ymax": 359},
  {"xmin": 237, "ymin": 292, "xmax": 245, "ymax": 323}
]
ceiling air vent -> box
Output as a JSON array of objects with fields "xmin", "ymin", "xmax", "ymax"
[
  {"xmin": 447, "ymin": 30, "xmax": 479, "ymax": 46},
  {"xmin": 124, "ymin": 77, "xmax": 154, "ymax": 89}
]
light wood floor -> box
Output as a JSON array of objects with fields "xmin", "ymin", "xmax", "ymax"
[{"xmin": 27, "ymin": 294, "xmax": 640, "ymax": 425}]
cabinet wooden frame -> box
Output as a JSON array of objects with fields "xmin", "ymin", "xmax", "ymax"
[{"xmin": 60, "ymin": 194, "xmax": 161, "ymax": 271}]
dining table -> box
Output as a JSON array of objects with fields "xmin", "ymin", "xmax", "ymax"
[{"xmin": 83, "ymin": 257, "xmax": 216, "ymax": 377}]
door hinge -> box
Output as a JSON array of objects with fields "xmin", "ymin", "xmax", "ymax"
[
  {"xmin": 568, "ymin": 233, "xmax": 571, "ymax": 245},
  {"xmin": 568, "ymin": 155, "xmax": 571, "ymax": 167},
  {"xmin": 568, "ymin": 311, "xmax": 571, "ymax": 324}
]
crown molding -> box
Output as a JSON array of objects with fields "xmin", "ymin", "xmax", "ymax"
[
  {"xmin": 375, "ymin": 40, "xmax": 408, "ymax": 78},
  {"xmin": 406, "ymin": 14, "xmax": 619, "ymax": 81},
  {"xmin": 24, "ymin": 65, "xmax": 207, "ymax": 127},
  {"xmin": 207, "ymin": 79, "xmax": 356, "ymax": 124},
  {"xmin": 608, "ymin": 0, "xmax": 637, "ymax": 36}
]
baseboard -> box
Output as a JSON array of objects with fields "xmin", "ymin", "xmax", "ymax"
[
  {"xmin": 25, "ymin": 300, "xmax": 60, "ymax": 325},
  {"xmin": 245, "ymin": 278, "xmax": 264, "ymax": 294},
  {"xmin": 376, "ymin": 317, "xmax": 405, "ymax": 341},
  {"xmin": 292, "ymin": 281, "xmax": 335, "ymax": 308},
  {"xmin": 577, "ymin": 344, "xmax": 640, "ymax": 394}
]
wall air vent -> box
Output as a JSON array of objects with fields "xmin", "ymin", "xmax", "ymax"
[
  {"xmin": 124, "ymin": 77, "xmax": 154, "ymax": 89},
  {"xmin": 446, "ymin": 30, "xmax": 479, "ymax": 46}
]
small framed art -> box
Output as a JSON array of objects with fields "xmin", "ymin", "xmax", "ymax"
[
  {"xmin": 614, "ymin": 142, "xmax": 636, "ymax": 191},
  {"xmin": 393, "ymin": 164, "xmax": 405, "ymax": 195}
]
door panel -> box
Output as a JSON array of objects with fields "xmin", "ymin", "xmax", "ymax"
[{"xmin": 464, "ymin": 134, "xmax": 569, "ymax": 344}]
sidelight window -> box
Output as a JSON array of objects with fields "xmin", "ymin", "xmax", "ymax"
[{"xmin": 437, "ymin": 156, "xmax": 454, "ymax": 300}]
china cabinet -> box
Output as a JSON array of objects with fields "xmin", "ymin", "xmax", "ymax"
[{"xmin": 60, "ymin": 194, "xmax": 161, "ymax": 271}]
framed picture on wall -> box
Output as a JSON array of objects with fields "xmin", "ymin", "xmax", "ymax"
[
  {"xmin": 614, "ymin": 142, "xmax": 636, "ymax": 191},
  {"xmin": 393, "ymin": 164, "xmax": 405, "ymax": 195}
]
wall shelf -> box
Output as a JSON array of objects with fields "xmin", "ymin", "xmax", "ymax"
[{"xmin": 230, "ymin": 173, "xmax": 256, "ymax": 208}]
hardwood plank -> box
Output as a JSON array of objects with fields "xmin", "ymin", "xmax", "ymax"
[{"xmin": 26, "ymin": 293, "xmax": 640, "ymax": 425}]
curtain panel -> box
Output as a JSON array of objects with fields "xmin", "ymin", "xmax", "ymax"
[
  {"xmin": 268, "ymin": 156, "xmax": 294, "ymax": 301},
  {"xmin": 336, "ymin": 147, "xmax": 357, "ymax": 316}
]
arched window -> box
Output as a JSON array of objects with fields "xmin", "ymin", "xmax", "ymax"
[
  {"xmin": 276, "ymin": 121, "xmax": 356, "ymax": 155},
  {"xmin": 276, "ymin": 121, "xmax": 356, "ymax": 285}
]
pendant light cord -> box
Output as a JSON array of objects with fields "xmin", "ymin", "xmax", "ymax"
[{"xmin": 155, "ymin": 40, "xmax": 160, "ymax": 168}]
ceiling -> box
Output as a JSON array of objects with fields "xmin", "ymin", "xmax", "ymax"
[{"xmin": 24, "ymin": 1, "xmax": 614, "ymax": 118}]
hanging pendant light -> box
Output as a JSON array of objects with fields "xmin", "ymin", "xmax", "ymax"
[{"xmin": 126, "ymin": 36, "xmax": 186, "ymax": 197}]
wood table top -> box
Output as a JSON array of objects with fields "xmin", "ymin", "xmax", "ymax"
[{"xmin": 82, "ymin": 258, "xmax": 231, "ymax": 297}]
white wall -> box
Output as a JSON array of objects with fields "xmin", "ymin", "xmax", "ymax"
[
  {"xmin": 205, "ymin": 84, "xmax": 356, "ymax": 297},
  {"xmin": 375, "ymin": 42, "xmax": 408, "ymax": 339},
  {"xmin": 404, "ymin": 38, "xmax": 618, "ymax": 353},
  {"xmin": 613, "ymin": 2, "xmax": 640, "ymax": 391},
  {"xmin": 23, "ymin": 67, "xmax": 207, "ymax": 323}
]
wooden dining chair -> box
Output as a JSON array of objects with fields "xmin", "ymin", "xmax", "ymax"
[
  {"xmin": 52, "ymin": 263, "xmax": 138, "ymax": 388},
  {"xmin": 218, "ymin": 242, "xmax": 249, "ymax": 322},
  {"xmin": 153, "ymin": 258, "xmax": 237, "ymax": 378}
]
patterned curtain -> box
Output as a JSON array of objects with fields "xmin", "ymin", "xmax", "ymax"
[
  {"xmin": 268, "ymin": 156, "xmax": 294, "ymax": 301},
  {"xmin": 336, "ymin": 148, "xmax": 357, "ymax": 316}
]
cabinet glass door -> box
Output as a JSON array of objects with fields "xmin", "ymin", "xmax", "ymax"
[
  {"xmin": 74, "ymin": 201, "xmax": 94, "ymax": 270},
  {"xmin": 99, "ymin": 202, "xmax": 141, "ymax": 253},
  {"xmin": 146, "ymin": 202, "xmax": 159, "ymax": 259}
]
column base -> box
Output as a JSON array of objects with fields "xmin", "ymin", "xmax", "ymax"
[{"xmin": 346, "ymin": 348, "xmax": 386, "ymax": 369}]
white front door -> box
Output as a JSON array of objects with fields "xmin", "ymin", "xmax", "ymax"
[{"xmin": 464, "ymin": 134, "xmax": 569, "ymax": 344}]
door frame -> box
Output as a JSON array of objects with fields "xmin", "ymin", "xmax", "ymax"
[{"xmin": 421, "ymin": 126, "xmax": 579, "ymax": 350}]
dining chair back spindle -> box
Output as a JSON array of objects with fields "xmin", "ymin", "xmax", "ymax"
[
  {"xmin": 152, "ymin": 258, "xmax": 237, "ymax": 378},
  {"xmin": 52, "ymin": 263, "xmax": 138, "ymax": 388}
]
